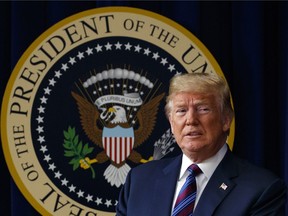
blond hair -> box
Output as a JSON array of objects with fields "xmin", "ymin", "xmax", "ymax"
[{"xmin": 165, "ymin": 72, "xmax": 234, "ymax": 119}]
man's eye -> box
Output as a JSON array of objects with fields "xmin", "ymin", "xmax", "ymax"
[
  {"xmin": 197, "ymin": 107, "xmax": 210, "ymax": 113},
  {"xmin": 176, "ymin": 109, "xmax": 186, "ymax": 114}
]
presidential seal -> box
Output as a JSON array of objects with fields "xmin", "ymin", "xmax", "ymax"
[{"xmin": 1, "ymin": 7, "xmax": 235, "ymax": 215}]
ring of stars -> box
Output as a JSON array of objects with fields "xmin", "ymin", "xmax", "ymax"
[{"xmin": 35, "ymin": 39, "xmax": 181, "ymax": 208}]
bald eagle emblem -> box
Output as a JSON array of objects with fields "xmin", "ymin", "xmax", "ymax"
[{"xmin": 71, "ymin": 68, "xmax": 164, "ymax": 187}]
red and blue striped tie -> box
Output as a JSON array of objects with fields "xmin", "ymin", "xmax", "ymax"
[{"xmin": 172, "ymin": 164, "xmax": 202, "ymax": 216}]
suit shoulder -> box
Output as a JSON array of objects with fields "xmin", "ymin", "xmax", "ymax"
[{"xmin": 229, "ymin": 154, "xmax": 285, "ymax": 186}]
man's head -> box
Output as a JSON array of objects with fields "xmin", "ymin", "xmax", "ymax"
[{"xmin": 165, "ymin": 73, "xmax": 234, "ymax": 162}]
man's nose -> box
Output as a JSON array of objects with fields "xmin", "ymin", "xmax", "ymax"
[{"xmin": 186, "ymin": 109, "xmax": 198, "ymax": 125}]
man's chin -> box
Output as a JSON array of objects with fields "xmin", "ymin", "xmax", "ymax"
[{"xmin": 181, "ymin": 142, "xmax": 204, "ymax": 152}]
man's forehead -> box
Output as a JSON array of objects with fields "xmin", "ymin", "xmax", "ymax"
[{"xmin": 172, "ymin": 92, "xmax": 216, "ymax": 102}]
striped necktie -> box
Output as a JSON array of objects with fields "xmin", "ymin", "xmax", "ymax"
[{"xmin": 172, "ymin": 164, "xmax": 202, "ymax": 216}]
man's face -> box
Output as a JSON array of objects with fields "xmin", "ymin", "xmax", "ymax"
[{"xmin": 169, "ymin": 92, "xmax": 231, "ymax": 162}]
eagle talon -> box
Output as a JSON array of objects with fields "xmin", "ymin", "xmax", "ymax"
[
  {"xmin": 80, "ymin": 157, "xmax": 98, "ymax": 169},
  {"xmin": 140, "ymin": 156, "xmax": 153, "ymax": 163}
]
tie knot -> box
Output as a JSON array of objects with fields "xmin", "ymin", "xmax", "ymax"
[{"xmin": 187, "ymin": 164, "xmax": 202, "ymax": 176}]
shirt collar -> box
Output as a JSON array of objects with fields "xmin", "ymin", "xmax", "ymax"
[{"xmin": 178, "ymin": 144, "xmax": 228, "ymax": 181}]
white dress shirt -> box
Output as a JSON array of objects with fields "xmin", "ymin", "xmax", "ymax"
[{"xmin": 171, "ymin": 144, "xmax": 228, "ymax": 214}]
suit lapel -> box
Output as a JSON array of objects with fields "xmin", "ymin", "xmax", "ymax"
[
  {"xmin": 194, "ymin": 149, "xmax": 238, "ymax": 216},
  {"xmin": 151, "ymin": 155, "xmax": 182, "ymax": 215}
]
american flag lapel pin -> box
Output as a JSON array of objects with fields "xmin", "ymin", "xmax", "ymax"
[{"xmin": 219, "ymin": 183, "xmax": 228, "ymax": 190}]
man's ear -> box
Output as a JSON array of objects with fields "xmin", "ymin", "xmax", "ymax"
[
  {"xmin": 169, "ymin": 115, "xmax": 174, "ymax": 134},
  {"xmin": 222, "ymin": 114, "xmax": 233, "ymax": 132}
]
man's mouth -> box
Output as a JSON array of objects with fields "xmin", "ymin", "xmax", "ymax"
[{"xmin": 186, "ymin": 131, "xmax": 202, "ymax": 137}]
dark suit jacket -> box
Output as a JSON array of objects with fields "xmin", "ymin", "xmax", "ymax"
[{"xmin": 116, "ymin": 148, "xmax": 287, "ymax": 216}]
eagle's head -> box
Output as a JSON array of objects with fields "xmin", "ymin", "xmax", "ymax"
[{"xmin": 108, "ymin": 105, "xmax": 127, "ymax": 124}]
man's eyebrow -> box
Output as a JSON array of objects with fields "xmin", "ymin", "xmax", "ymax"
[{"xmin": 193, "ymin": 99, "xmax": 209, "ymax": 105}]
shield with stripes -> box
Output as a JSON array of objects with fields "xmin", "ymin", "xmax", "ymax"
[{"xmin": 102, "ymin": 125, "xmax": 134, "ymax": 164}]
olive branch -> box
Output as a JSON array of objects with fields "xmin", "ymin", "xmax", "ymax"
[{"xmin": 63, "ymin": 126, "xmax": 95, "ymax": 178}]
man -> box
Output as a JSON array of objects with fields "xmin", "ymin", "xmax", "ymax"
[{"xmin": 116, "ymin": 72, "xmax": 287, "ymax": 216}]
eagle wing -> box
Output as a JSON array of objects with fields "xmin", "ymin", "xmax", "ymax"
[
  {"xmin": 71, "ymin": 91, "xmax": 103, "ymax": 147},
  {"xmin": 134, "ymin": 93, "xmax": 165, "ymax": 147}
]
